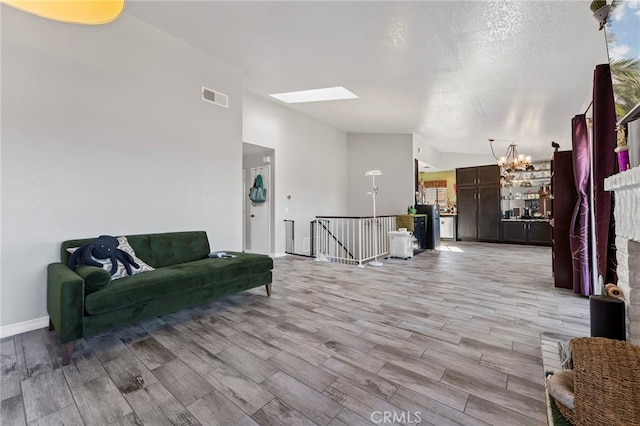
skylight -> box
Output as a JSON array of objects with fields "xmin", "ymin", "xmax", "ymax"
[{"xmin": 269, "ymin": 86, "xmax": 358, "ymax": 104}]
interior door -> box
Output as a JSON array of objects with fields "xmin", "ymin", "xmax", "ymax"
[{"xmin": 249, "ymin": 166, "xmax": 270, "ymax": 255}]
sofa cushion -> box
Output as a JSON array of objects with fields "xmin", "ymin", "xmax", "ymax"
[
  {"xmin": 84, "ymin": 252, "xmax": 273, "ymax": 315},
  {"xmin": 82, "ymin": 271, "xmax": 272, "ymax": 339},
  {"xmin": 125, "ymin": 231, "xmax": 211, "ymax": 268},
  {"xmin": 61, "ymin": 231, "xmax": 211, "ymax": 268}
]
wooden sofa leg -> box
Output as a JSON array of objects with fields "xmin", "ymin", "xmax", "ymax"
[
  {"xmin": 265, "ymin": 283, "xmax": 272, "ymax": 297},
  {"xmin": 48, "ymin": 319, "xmax": 55, "ymax": 331},
  {"xmin": 62, "ymin": 342, "xmax": 75, "ymax": 366}
]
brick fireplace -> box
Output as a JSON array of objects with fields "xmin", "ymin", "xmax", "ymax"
[{"xmin": 605, "ymin": 166, "xmax": 640, "ymax": 345}]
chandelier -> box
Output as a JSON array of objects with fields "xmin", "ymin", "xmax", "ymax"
[{"xmin": 489, "ymin": 139, "xmax": 533, "ymax": 172}]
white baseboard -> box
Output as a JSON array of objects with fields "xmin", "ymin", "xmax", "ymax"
[
  {"xmin": 0, "ymin": 316, "xmax": 49, "ymax": 339},
  {"xmin": 273, "ymin": 252, "xmax": 288, "ymax": 258}
]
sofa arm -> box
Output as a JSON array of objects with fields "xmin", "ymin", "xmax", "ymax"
[{"xmin": 47, "ymin": 263, "xmax": 85, "ymax": 343}]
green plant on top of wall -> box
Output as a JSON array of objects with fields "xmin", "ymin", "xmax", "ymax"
[{"xmin": 590, "ymin": 0, "xmax": 607, "ymax": 12}]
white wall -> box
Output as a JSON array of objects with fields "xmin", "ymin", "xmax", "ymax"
[
  {"xmin": 243, "ymin": 92, "xmax": 348, "ymax": 256},
  {"xmin": 1, "ymin": 8, "xmax": 244, "ymax": 329},
  {"xmin": 437, "ymin": 152, "xmax": 499, "ymax": 170},
  {"xmin": 347, "ymin": 134, "xmax": 414, "ymax": 216},
  {"xmin": 413, "ymin": 134, "xmax": 441, "ymax": 167},
  {"xmin": 413, "ymin": 134, "xmax": 500, "ymax": 207},
  {"xmin": 413, "ymin": 134, "xmax": 497, "ymax": 170}
]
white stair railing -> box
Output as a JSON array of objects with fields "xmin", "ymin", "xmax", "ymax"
[{"xmin": 314, "ymin": 216, "xmax": 396, "ymax": 266}]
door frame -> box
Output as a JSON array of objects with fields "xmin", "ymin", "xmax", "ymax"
[
  {"xmin": 248, "ymin": 165, "xmax": 271, "ymax": 255},
  {"xmin": 242, "ymin": 168, "xmax": 246, "ymax": 252}
]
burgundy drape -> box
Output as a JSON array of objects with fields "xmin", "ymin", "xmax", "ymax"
[
  {"xmin": 592, "ymin": 64, "xmax": 617, "ymax": 283},
  {"xmin": 570, "ymin": 114, "xmax": 591, "ymax": 295}
]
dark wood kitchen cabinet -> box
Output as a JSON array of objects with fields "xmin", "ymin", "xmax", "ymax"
[
  {"xmin": 502, "ymin": 220, "xmax": 552, "ymax": 245},
  {"xmin": 456, "ymin": 165, "xmax": 501, "ymax": 241},
  {"xmin": 457, "ymin": 165, "xmax": 500, "ymax": 187},
  {"xmin": 552, "ymin": 151, "xmax": 577, "ymax": 289}
]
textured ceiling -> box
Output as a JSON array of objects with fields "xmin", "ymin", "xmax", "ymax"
[{"xmin": 126, "ymin": 1, "xmax": 609, "ymax": 159}]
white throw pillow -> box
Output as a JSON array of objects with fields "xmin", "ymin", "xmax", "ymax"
[
  {"xmin": 546, "ymin": 369, "xmax": 575, "ymax": 410},
  {"xmin": 68, "ymin": 236, "xmax": 154, "ymax": 280}
]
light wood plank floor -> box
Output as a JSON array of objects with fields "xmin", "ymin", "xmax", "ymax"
[{"xmin": 1, "ymin": 242, "xmax": 589, "ymax": 425}]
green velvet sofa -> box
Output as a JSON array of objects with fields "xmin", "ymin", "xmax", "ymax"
[{"xmin": 47, "ymin": 231, "xmax": 273, "ymax": 365}]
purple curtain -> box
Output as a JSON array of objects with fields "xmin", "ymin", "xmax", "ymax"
[
  {"xmin": 592, "ymin": 64, "xmax": 617, "ymax": 283},
  {"xmin": 570, "ymin": 114, "xmax": 591, "ymax": 295}
]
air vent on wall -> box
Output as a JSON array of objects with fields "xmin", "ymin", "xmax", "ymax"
[{"xmin": 201, "ymin": 86, "xmax": 229, "ymax": 108}]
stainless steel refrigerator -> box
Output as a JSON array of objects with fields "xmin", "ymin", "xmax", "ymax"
[{"xmin": 417, "ymin": 204, "xmax": 440, "ymax": 250}]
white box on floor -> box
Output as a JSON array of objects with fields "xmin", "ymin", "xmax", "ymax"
[{"xmin": 388, "ymin": 231, "xmax": 413, "ymax": 259}]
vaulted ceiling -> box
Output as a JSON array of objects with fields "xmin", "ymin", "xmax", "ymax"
[{"xmin": 126, "ymin": 1, "xmax": 610, "ymax": 160}]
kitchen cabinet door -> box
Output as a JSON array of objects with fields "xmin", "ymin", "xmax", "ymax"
[
  {"xmin": 457, "ymin": 186, "xmax": 477, "ymax": 240},
  {"xmin": 502, "ymin": 222, "xmax": 527, "ymax": 242},
  {"xmin": 477, "ymin": 165, "xmax": 500, "ymax": 186},
  {"xmin": 456, "ymin": 168, "xmax": 478, "ymax": 187},
  {"xmin": 528, "ymin": 221, "xmax": 552, "ymax": 244},
  {"xmin": 477, "ymin": 185, "xmax": 501, "ymax": 241}
]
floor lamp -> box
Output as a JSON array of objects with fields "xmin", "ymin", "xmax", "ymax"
[{"xmin": 365, "ymin": 170, "xmax": 383, "ymax": 267}]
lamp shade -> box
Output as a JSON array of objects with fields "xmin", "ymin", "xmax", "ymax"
[
  {"xmin": 365, "ymin": 170, "xmax": 383, "ymax": 176},
  {"xmin": 2, "ymin": 0, "xmax": 125, "ymax": 25}
]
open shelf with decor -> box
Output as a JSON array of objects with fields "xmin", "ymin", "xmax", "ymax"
[{"xmin": 500, "ymin": 161, "xmax": 552, "ymax": 219}]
